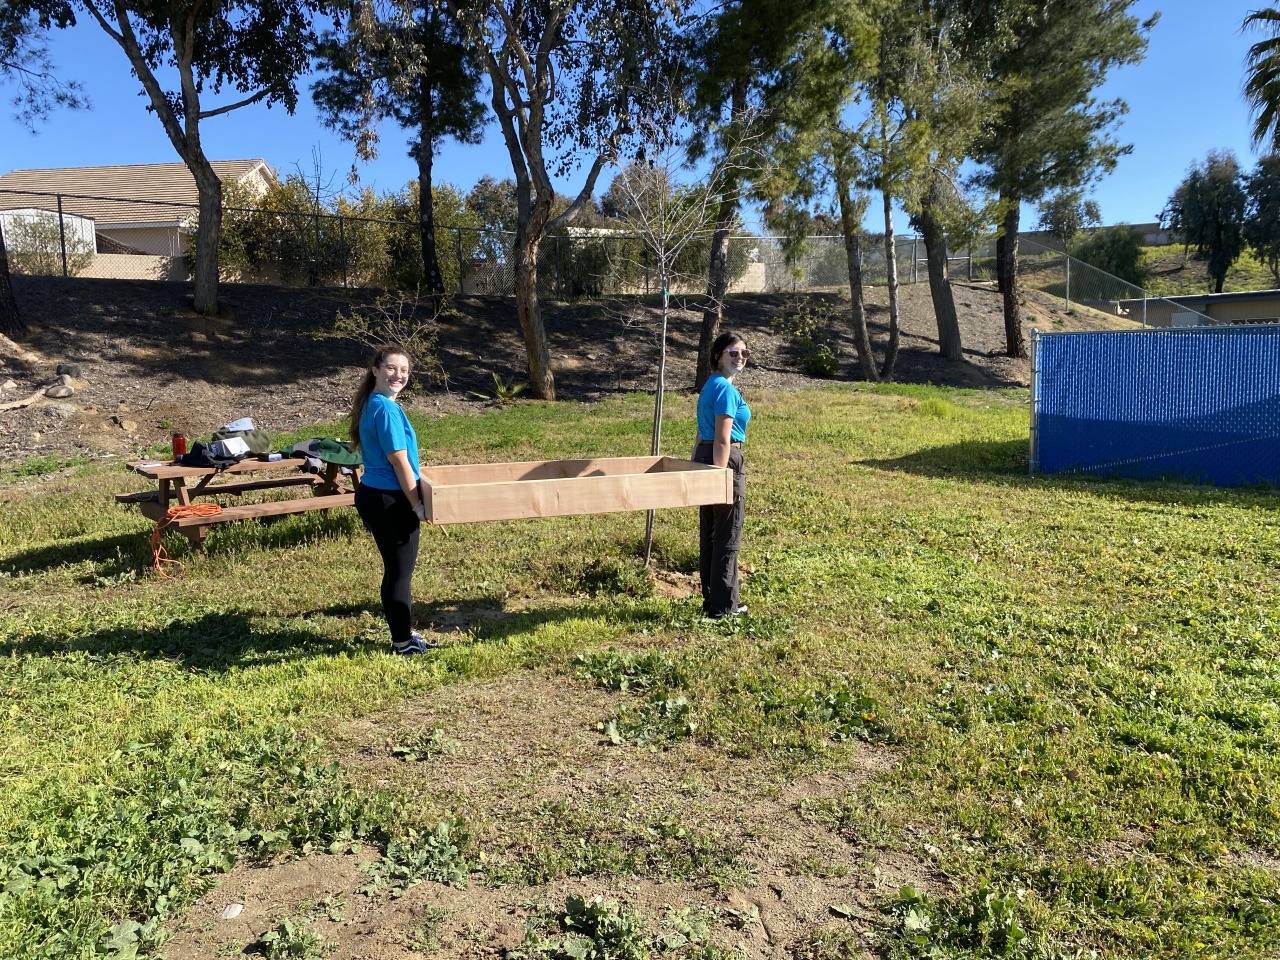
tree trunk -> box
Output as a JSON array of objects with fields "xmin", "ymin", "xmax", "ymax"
[
  {"xmin": 998, "ymin": 192, "xmax": 1027, "ymax": 358},
  {"xmin": 0, "ymin": 228, "xmax": 21, "ymax": 337},
  {"xmin": 837, "ymin": 177, "xmax": 877, "ymax": 382},
  {"xmin": 696, "ymin": 197, "xmax": 735, "ymax": 390},
  {"xmin": 512, "ymin": 227, "xmax": 555, "ymax": 400},
  {"xmin": 416, "ymin": 73, "xmax": 445, "ymax": 295},
  {"xmin": 191, "ymin": 165, "xmax": 223, "ymax": 314},
  {"xmin": 696, "ymin": 78, "xmax": 748, "ymax": 391},
  {"xmin": 416, "ymin": 145, "xmax": 444, "ymax": 295},
  {"xmin": 879, "ymin": 187, "xmax": 900, "ymax": 381},
  {"xmin": 917, "ymin": 188, "xmax": 962, "ymax": 360}
]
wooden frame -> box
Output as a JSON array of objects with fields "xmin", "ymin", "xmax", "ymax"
[{"xmin": 420, "ymin": 456, "xmax": 733, "ymax": 525}]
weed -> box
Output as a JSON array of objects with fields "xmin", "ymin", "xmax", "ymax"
[
  {"xmin": 390, "ymin": 727, "xmax": 460, "ymax": 762},
  {"xmin": 409, "ymin": 906, "xmax": 450, "ymax": 952},
  {"xmin": 790, "ymin": 927, "xmax": 863, "ymax": 960},
  {"xmin": 260, "ymin": 917, "xmax": 332, "ymax": 960},
  {"xmin": 881, "ymin": 882, "xmax": 1048, "ymax": 960},
  {"xmin": 0, "ymin": 451, "xmax": 91, "ymax": 480},
  {"xmin": 771, "ymin": 301, "xmax": 840, "ymax": 377},
  {"xmin": 601, "ymin": 694, "xmax": 697, "ymax": 748},
  {"xmin": 574, "ymin": 649, "xmax": 691, "ymax": 692},
  {"xmin": 511, "ymin": 895, "xmax": 651, "ymax": 960},
  {"xmin": 359, "ymin": 819, "xmax": 473, "ymax": 896},
  {"xmin": 470, "ymin": 371, "xmax": 529, "ymax": 404}
]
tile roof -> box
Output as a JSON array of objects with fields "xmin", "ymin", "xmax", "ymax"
[{"xmin": 0, "ymin": 160, "xmax": 273, "ymax": 226}]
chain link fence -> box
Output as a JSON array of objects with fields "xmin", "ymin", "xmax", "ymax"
[{"xmin": 0, "ymin": 188, "xmax": 1224, "ymax": 325}]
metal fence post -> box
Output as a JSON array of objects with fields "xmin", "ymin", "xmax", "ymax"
[
  {"xmin": 911, "ymin": 237, "xmax": 918, "ymax": 284},
  {"xmin": 1028, "ymin": 329, "xmax": 1039, "ymax": 475},
  {"xmin": 56, "ymin": 194, "xmax": 69, "ymax": 278},
  {"xmin": 1142, "ymin": 297, "xmax": 1148, "ymax": 328},
  {"xmin": 339, "ymin": 217, "xmax": 348, "ymax": 288},
  {"xmin": 1063, "ymin": 255, "xmax": 1070, "ymax": 311},
  {"xmin": 555, "ymin": 234, "xmax": 563, "ymax": 297},
  {"xmin": 455, "ymin": 228, "xmax": 464, "ymax": 294},
  {"xmin": 967, "ymin": 247, "xmax": 972, "ymax": 282}
]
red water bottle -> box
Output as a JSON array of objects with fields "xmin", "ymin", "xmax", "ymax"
[{"xmin": 171, "ymin": 433, "xmax": 187, "ymax": 459}]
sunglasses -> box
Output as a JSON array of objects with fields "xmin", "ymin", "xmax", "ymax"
[{"xmin": 727, "ymin": 348, "xmax": 750, "ymax": 359}]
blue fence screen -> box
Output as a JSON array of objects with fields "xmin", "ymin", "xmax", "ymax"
[{"xmin": 1031, "ymin": 325, "xmax": 1280, "ymax": 487}]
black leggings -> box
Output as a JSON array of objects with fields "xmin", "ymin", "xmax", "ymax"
[{"xmin": 354, "ymin": 484, "xmax": 420, "ymax": 644}]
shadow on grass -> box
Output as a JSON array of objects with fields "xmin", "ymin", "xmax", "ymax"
[
  {"xmin": 5, "ymin": 594, "xmax": 678, "ymax": 671},
  {"xmin": 862, "ymin": 438, "xmax": 1279, "ymax": 506},
  {"xmin": 0, "ymin": 532, "xmax": 153, "ymax": 579}
]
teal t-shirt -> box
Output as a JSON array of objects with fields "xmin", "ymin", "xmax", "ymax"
[
  {"xmin": 697, "ymin": 374, "xmax": 750, "ymax": 442},
  {"xmin": 359, "ymin": 393, "xmax": 419, "ymax": 490}
]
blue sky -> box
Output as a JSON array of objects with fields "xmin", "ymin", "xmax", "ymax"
[{"xmin": 0, "ymin": 0, "xmax": 1265, "ymax": 234}]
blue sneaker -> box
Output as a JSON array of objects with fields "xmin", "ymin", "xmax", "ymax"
[{"xmin": 391, "ymin": 631, "xmax": 435, "ymax": 655}]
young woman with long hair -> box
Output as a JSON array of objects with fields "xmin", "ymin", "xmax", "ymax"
[{"xmin": 350, "ymin": 344, "xmax": 431, "ymax": 655}]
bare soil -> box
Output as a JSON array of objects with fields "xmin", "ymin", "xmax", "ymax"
[
  {"xmin": 163, "ymin": 672, "xmax": 928, "ymax": 960},
  {"xmin": 0, "ymin": 274, "xmax": 1133, "ymax": 463}
]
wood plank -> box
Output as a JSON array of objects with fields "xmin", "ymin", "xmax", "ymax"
[
  {"xmin": 422, "ymin": 457, "xmax": 732, "ymax": 524},
  {"xmin": 178, "ymin": 475, "xmax": 325, "ymax": 498},
  {"xmin": 168, "ymin": 493, "xmax": 355, "ymax": 527},
  {"xmin": 129, "ymin": 458, "xmax": 309, "ymax": 480},
  {"xmin": 420, "ymin": 456, "xmax": 671, "ymax": 486}
]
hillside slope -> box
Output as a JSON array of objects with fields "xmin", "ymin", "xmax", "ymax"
[{"xmin": 0, "ymin": 275, "xmax": 1134, "ymax": 462}]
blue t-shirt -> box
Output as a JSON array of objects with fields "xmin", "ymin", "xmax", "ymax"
[
  {"xmin": 697, "ymin": 374, "xmax": 751, "ymax": 442},
  {"xmin": 359, "ymin": 392, "xmax": 420, "ymax": 490}
]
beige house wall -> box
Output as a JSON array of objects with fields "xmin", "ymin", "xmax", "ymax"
[
  {"xmin": 97, "ymin": 225, "xmax": 185, "ymax": 256},
  {"xmin": 76, "ymin": 253, "xmax": 185, "ymax": 281},
  {"xmin": 1203, "ymin": 300, "xmax": 1280, "ymax": 324}
]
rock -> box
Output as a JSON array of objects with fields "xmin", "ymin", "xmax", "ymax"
[
  {"xmin": 43, "ymin": 403, "xmax": 77, "ymax": 421},
  {"xmin": 116, "ymin": 402, "xmax": 131, "ymax": 412},
  {"xmin": 119, "ymin": 419, "xmax": 138, "ymax": 432},
  {"xmin": 221, "ymin": 904, "xmax": 243, "ymax": 920},
  {"xmin": 1, "ymin": 379, "xmax": 15, "ymax": 391},
  {"xmin": 44, "ymin": 384, "xmax": 74, "ymax": 398},
  {"xmin": 56, "ymin": 362, "xmax": 83, "ymax": 377},
  {"xmin": 57, "ymin": 373, "xmax": 74, "ymax": 386}
]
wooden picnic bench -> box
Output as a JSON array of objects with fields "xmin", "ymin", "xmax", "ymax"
[{"xmin": 118, "ymin": 457, "xmax": 360, "ymax": 548}]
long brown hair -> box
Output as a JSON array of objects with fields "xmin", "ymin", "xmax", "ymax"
[{"xmin": 349, "ymin": 344, "xmax": 411, "ymax": 450}]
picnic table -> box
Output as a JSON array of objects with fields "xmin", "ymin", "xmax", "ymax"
[{"xmin": 117, "ymin": 457, "xmax": 360, "ymax": 548}]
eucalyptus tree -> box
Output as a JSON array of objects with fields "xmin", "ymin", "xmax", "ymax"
[
  {"xmin": 1162, "ymin": 150, "xmax": 1246, "ymax": 294},
  {"xmin": 440, "ymin": 0, "xmax": 678, "ymax": 400},
  {"xmin": 891, "ymin": 0, "xmax": 988, "ymax": 363},
  {"xmin": 1036, "ymin": 188, "xmax": 1102, "ymax": 248},
  {"xmin": 2, "ymin": 0, "xmax": 329, "ymax": 315},
  {"xmin": 1245, "ymin": 153, "xmax": 1280, "ymax": 284},
  {"xmin": 963, "ymin": 0, "xmax": 1153, "ymax": 358},
  {"xmin": 0, "ymin": 7, "xmax": 87, "ymax": 335},
  {"xmin": 312, "ymin": 0, "xmax": 485, "ymax": 294},
  {"xmin": 756, "ymin": 0, "xmax": 886, "ymax": 380},
  {"xmin": 686, "ymin": 0, "xmax": 852, "ymax": 386},
  {"xmin": 1245, "ymin": 7, "xmax": 1280, "ymax": 151}
]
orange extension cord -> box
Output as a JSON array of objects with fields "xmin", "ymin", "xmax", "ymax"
[{"xmin": 151, "ymin": 503, "xmax": 222, "ymax": 577}]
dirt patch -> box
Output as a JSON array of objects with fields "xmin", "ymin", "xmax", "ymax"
[
  {"xmin": 164, "ymin": 672, "xmax": 934, "ymax": 960},
  {"xmin": 0, "ymin": 275, "xmax": 1132, "ymax": 465}
]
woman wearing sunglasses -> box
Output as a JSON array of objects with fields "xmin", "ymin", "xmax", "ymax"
[{"xmin": 693, "ymin": 331, "xmax": 752, "ymax": 618}]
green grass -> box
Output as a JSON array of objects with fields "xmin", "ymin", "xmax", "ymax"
[{"xmin": 1, "ymin": 385, "xmax": 1278, "ymax": 959}]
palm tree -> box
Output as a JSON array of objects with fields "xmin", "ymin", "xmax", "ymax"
[{"xmin": 1244, "ymin": 8, "xmax": 1280, "ymax": 148}]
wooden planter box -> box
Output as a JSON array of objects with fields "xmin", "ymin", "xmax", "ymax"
[{"xmin": 419, "ymin": 456, "xmax": 733, "ymax": 524}]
